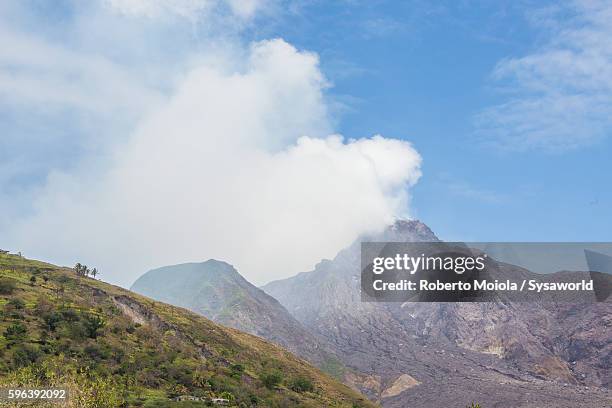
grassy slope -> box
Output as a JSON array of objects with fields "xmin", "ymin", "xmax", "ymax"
[{"xmin": 0, "ymin": 253, "xmax": 376, "ymax": 408}]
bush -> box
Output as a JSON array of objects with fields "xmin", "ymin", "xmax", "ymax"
[
  {"xmin": 43, "ymin": 311, "xmax": 63, "ymax": 331},
  {"xmin": 230, "ymin": 363, "xmax": 244, "ymax": 379},
  {"xmin": 7, "ymin": 298, "xmax": 25, "ymax": 309},
  {"xmin": 60, "ymin": 308, "xmax": 79, "ymax": 322},
  {"xmin": 289, "ymin": 376, "xmax": 314, "ymax": 393},
  {"xmin": 36, "ymin": 297, "xmax": 53, "ymax": 314},
  {"xmin": 4, "ymin": 322, "xmax": 27, "ymax": 342},
  {"xmin": 59, "ymin": 320, "xmax": 87, "ymax": 341},
  {"xmin": 261, "ymin": 371, "xmax": 283, "ymax": 389},
  {"xmin": 83, "ymin": 314, "xmax": 106, "ymax": 339},
  {"xmin": 4, "ymin": 299, "xmax": 26, "ymax": 319},
  {"xmin": 84, "ymin": 343, "xmax": 111, "ymax": 362},
  {"xmin": 12, "ymin": 344, "xmax": 41, "ymax": 368},
  {"xmin": 0, "ymin": 278, "xmax": 16, "ymax": 294}
]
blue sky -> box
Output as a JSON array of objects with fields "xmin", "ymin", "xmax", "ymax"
[
  {"xmin": 260, "ymin": 0, "xmax": 612, "ymax": 241},
  {"xmin": 1, "ymin": 0, "xmax": 611, "ymax": 285}
]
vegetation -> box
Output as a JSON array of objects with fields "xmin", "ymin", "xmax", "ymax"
[
  {"xmin": 261, "ymin": 370, "xmax": 283, "ymax": 389},
  {"xmin": 73, "ymin": 263, "xmax": 99, "ymax": 279},
  {"xmin": 466, "ymin": 403, "xmax": 482, "ymax": 408},
  {"xmin": 290, "ymin": 377, "xmax": 315, "ymax": 393},
  {"xmin": 0, "ymin": 277, "xmax": 16, "ymax": 294},
  {"xmin": 0, "ymin": 252, "xmax": 376, "ymax": 408}
]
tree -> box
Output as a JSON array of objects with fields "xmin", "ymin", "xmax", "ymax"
[
  {"xmin": 91, "ymin": 268, "xmax": 98, "ymax": 279},
  {"xmin": 74, "ymin": 263, "xmax": 96, "ymax": 277},
  {"xmin": 74, "ymin": 263, "xmax": 83, "ymax": 276}
]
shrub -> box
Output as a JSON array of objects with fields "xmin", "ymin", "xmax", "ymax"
[
  {"xmin": 60, "ymin": 308, "xmax": 79, "ymax": 322},
  {"xmin": 57, "ymin": 275, "xmax": 71, "ymax": 284},
  {"xmin": 7, "ymin": 298, "xmax": 25, "ymax": 309},
  {"xmin": 466, "ymin": 403, "xmax": 482, "ymax": 408},
  {"xmin": 59, "ymin": 320, "xmax": 87, "ymax": 341},
  {"xmin": 0, "ymin": 278, "xmax": 16, "ymax": 294},
  {"xmin": 220, "ymin": 391, "xmax": 235, "ymax": 402},
  {"xmin": 83, "ymin": 314, "xmax": 106, "ymax": 339},
  {"xmin": 230, "ymin": 363, "xmax": 244, "ymax": 379},
  {"xmin": 35, "ymin": 297, "xmax": 53, "ymax": 314},
  {"xmin": 289, "ymin": 376, "xmax": 314, "ymax": 393},
  {"xmin": 11, "ymin": 344, "xmax": 41, "ymax": 368},
  {"xmin": 43, "ymin": 311, "xmax": 63, "ymax": 331},
  {"xmin": 84, "ymin": 343, "xmax": 111, "ymax": 362},
  {"xmin": 261, "ymin": 371, "xmax": 283, "ymax": 389},
  {"xmin": 4, "ymin": 322, "xmax": 27, "ymax": 342},
  {"xmin": 4, "ymin": 299, "xmax": 26, "ymax": 319}
]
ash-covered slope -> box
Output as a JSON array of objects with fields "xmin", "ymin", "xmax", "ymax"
[
  {"xmin": 131, "ymin": 260, "xmax": 342, "ymax": 370},
  {"xmin": 262, "ymin": 220, "xmax": 612, "ymax": 407}
]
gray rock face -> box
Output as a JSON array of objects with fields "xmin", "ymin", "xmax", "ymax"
[
  {"xmin": 131, "ymin": 260, "xmax": 342, "ymax": 369},
  {"xmin": 262, "ymin": 220, "xmax": 612, "ymax": 407}
]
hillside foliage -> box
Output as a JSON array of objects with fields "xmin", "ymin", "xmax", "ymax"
[{"xmin": 0, "ymin": 253, "xmax": 376, "ymax": 408}]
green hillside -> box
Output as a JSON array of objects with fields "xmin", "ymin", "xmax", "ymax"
[{"xmin": 0, "ymin": 253, "xmax": 376, "ymax": 408}]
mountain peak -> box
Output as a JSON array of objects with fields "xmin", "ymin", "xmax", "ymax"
[
  {"xmin": 390, "ymin": 218, "xmax": 428, "ymax": 231},
  {"xmin": 379, "ymin": 218, "xmax": 439, "ymax": 242},
  {"xmin": 131, "ymin": 259, "xmax": 342, "ymax": 368},
  {"xmin": 200, "ymin": 258, "xmax": 234, "ymax": 268}
]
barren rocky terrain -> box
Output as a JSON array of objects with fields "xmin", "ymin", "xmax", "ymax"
[{"xmin": 263, "ymin": 220, "xmax": 612, "ymax": 407}]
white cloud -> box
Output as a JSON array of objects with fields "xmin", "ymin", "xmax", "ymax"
[
  {"xmin": 105, "ymin": 0, "xmax": 208, "ymax": 18},
  {"xmin": 4, "ymin": 35, "xmax": 422, "ymax": 287},
  {"xmin": 105, "ymin": 0, "xmax": 268, "ymax": 21},
  {"xmin": 227, "ymin": 0, "xmax": 264, "ymax": 19},
  {"xmin": 0, "ymin": 26, "xmax": 162, "ymax": 118},
  {"xmin": 0, "ymin": 1, "xmax": 177, "ymax": 227},
  {"xmin": 476, "ymin": 0, "xmax": 612, "ymax": 151}
]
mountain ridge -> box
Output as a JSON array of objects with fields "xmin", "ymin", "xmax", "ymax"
[{"xmin": 131, "ymin": 259, "xmax": 345, "ymax": 374}]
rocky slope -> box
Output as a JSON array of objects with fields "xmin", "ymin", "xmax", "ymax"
[
  {"xmin": 131, "ymin": 260, "xmax": 343, "ymax": 372},
  {"xmin": 262, "ymin": 220, "xmax": 612, "ymax": 407},
  {"xmin": 0, "ymin": 253, "xmax": 375, "ymax": 408}
]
